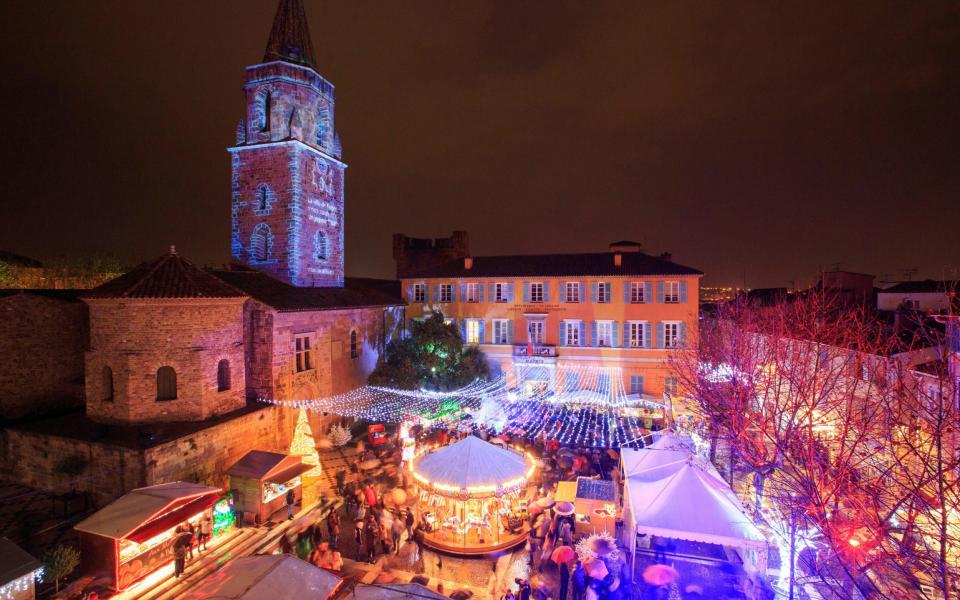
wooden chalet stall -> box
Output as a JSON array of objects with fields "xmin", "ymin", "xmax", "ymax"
[
  {"xmin": 228, "ymin": 450, "xmax": 312, "ymax": 524},
  {"xmin": 74, "ymin": 482, "xmax": 222, "ymax": 592}
]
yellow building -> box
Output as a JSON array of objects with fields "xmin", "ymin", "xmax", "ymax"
[{"xmin": 397, "ymin": 239, "xmax": 702, "ymax": 401}]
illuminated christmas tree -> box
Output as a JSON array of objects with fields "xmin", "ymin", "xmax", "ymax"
[{"xmin": 290, "ymin": 409, "xmax": 322, "ymax": 477}]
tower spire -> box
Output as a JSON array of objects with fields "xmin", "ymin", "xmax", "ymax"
[{"xmin": 263, "ymin": 0, "xmax": 317, "ymax": 71}]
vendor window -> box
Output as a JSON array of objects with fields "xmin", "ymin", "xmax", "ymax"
[{"xmin": 295, "ymin": 335, "xmax": 313, "ymax": 372}]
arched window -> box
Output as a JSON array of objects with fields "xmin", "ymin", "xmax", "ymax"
[
  {"xmin": 102, "ymin": 366, "xmax": 114, "ymax": 402},
  {"xmin": 315, "ymin": 231, "xmax": 327, "ymax": 261},
  {"xmin": 157, "ymin": 366, "xmax": 177, "ymax": 401},
  {"xmin": 258, "ymin": 90, "xmax": 272, "ymax": 131},
  {"xmin": 217, "ymin": 359, "xmax": 231, "ymax": 392},
  {"xmin": 250, "ymin": 223, "xmax": 271, "ymax": 262},
  {"xmin": 350, "ymin": 330, "xmax": 358, "ymax": 359}
]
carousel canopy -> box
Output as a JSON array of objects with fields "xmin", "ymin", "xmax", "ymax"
[
  {"xmin": 627, "ymin": 461, "xmax": 767, "ymax": 549},
  {"xmin": 188, "ymin": 554, "xmax": 342, "ymax": 599},
  {"xmin": 413, "ymin": 436, "xmax": 532, "ymax": 494},
  {"xmin": 75, "ymin": 481, "xmax": 221, "ymax": 540},
  {"xmin": 352, "ymin": 583, "xmax": 448, "ymax": 600}
]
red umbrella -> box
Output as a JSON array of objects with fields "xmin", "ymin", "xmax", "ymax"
[
  {"xmin": 551, "ymin": 546, "xmax": 576, "ymax": 564},
  {"xmin": 583, "ymin": 557, "xmax": 608, "ymax": 579},
  {"xmin": 642, "ymin": 564, "xmax": 679, "ymax": 586}
]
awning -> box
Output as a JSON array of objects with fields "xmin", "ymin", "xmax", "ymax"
[
  {"xmin": 128, "ymin": 494, "xmax": 220, "ymax": 543},
  {"xmin": 266, "ymin": 463, "xmax": 315, "ymax": 485},
  {"xmin": 75, "ymin": 482, "xmax": 221, "ymax": 540}
]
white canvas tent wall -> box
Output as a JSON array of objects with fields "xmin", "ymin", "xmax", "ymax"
[
  {"xmin": 188, "ymin": 554, "xmax": 342, "ymax": 599},
  {"xmin": 624, "ymin": 460, "xmax": 768, "ymax": 574}
]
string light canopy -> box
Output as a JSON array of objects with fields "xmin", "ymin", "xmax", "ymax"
[{"xmin": 259, "ymin": 366, "xmax": 666, "ymax": 448}]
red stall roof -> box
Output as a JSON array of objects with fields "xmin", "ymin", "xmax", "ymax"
[
  {"xmin": 228, "ymin": 450, "xmax": 309, "ymax": 483},
  {"xmin": 75, "ymin": 482, "xmax": 221, "ymax": 540}
]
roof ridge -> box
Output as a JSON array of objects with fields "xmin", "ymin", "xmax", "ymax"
[{"xmin": 123, "ymin": 253, "xmax": 172, "ymax": 298}]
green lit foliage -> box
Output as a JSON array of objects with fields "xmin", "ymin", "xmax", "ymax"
[
  {"xmin": 43, "ymin": 544, "xmax": 79, "ymax": 593},
  {"xmin": 368, "ymin": 310, "xmax": 491, "ymax": 391}
]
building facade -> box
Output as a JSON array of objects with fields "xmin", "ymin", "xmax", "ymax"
[{"xmin": 397, "ymin": 237, "xmax": 702, "ymax": 400}]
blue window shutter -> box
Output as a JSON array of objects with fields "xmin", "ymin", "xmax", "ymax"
[
  {"xmin": 506, "ymin": 319, "xmax": 514, "ymax": 344},
  {"xmin": 478, "ymin": 320, "xmax": 486, "ymax": 344},
  {"xmin": 479, "ymin": 284, "xmax": 485, "ymax": 303},
  {"xmin": 623, "ymin": 322, "xmax": 630, "ymax": 348},
  {"xmin": 543, "ymin": 282, "xmax": 550, "ymax": 303},
  {"xmin": 451, "ymin": 284, "xmax": 457, "ymax": 302},
  {"xmin": 432, "ymin": 285, "xmax": 438, "ymax": 302},
  {"xmin": 523, "ymin": 282, "xmax": 530, "ymax": 303},
  {"xmin": 459, "ymin": 319, "xmax": 466, "ymax": 340},
  {"xmin": 590, "ymin": 282, "xmax": 598, "ymax": 303},
  {"xmin": 679, "ymin": 322, "xmax": 687, "ymax": 347},
  {"xmin": 580, "ymin": 281, "xmax": 586, "ymax": 303},
  {"xmin": 656, "ymin": 322, "xmax": 664, "ymax": 348},
  {"xmin": 488, "ymin": 283, "xmax": 494, "ymax": 301},
  {"xmin": 560, "ymin": 283, "xmax": 567, "ymax": 303},
  {"xmin": 590, "ymin": 321, "xmax": 598, "ymax": 347},
  {"xmin": 460, "ymin": 283, "xmax": 466, "ymax": 301},
  {"xmin": 506, "ymin": 283, "xmax": 514, "ymax": 302},
  {"xmin": 579, "ymin": 321, "xmax": 587, "ymax": 346},
  {"xmin": 559, "ymin": 321, "xmax": 565, "ymax": 347},
  {"xmin": 680, "ymin": 281, "xmax": 688, "ymax": 303},
  {"xmin": 645, "ymin": 282, "xmax": 653, "ymax": 303},
  {"xmin": 406, "ymin": 284, "xmax": 413, "ymax": 301},
  {"xmin": 644, "ymin": 323, "xmax": 652, "ymax": 348},
  {"xmin": 604, "ymin": 283, "xmax": 611, "ymax": 303},
  {"xmin": 612, "ymin": 321, "xmax": 620, "ymax": 347},
  {"xmin": 623, "ymin": 282, "xmax": 630, "ymax": 303},
  {"xmin": 656, "ymin": 281, "xmax": 664, "ymax": 303}
]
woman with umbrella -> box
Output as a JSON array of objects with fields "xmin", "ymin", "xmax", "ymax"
[{"xmin": 551, "ymin": 546, "xmax": 576, "ymax": 600}]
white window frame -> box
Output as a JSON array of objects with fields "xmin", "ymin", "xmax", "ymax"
[
  {"xmin": 565, "ymin": 282, "xmax": 580, "ymax": 303},
  {"xmin": 664, "ymin": 376, "xmax": 678, "ymax": 397},
  {"xmin": 465, "ymin": 283, "xmax": 480, "ymax": 303},
  {"xmin": 628, "ymin": 321, "xmax": 646, "ymax": 348},
  {"xmin": 530, "ymin": 282, "xmax": 544, "ymax": 303},
  {"xmin": 597, "ymin": 320, "xmax": 613, "ymax": 347},
  {"xmin": 664, "ymin": 281, "xmax": 680, "ymax": 303},
  {"xmin": 439, "ymin": 283, "xmax": 453, "ymax": 303},
  {"xmin": 413, "ymin": 283, "xmax": 426, "ymax": 303},
  {"xmin": 564, "ymin": 320, "xmax": 581, "ymax": 346},
  {"xmin": 295, "ymin": 335, "xmax": 313, "ymax": 372},
  {"xmin": 527, "ymin": 320, "xmax": 545, "ymax": 345},
  {"xmin": 663, "ymin": 321, "xmax": 681, "ymax": 348},
  {"xmin": 597, "ymin": 282, "xmax": 610, "ymax": 303},
  {"xmin": 494, "ymin": 282, "xmax": 509, "ymax": 303},
  {"xmin": 629, "ymin": 375, "xmax": 644, "ymax": 395},
  {"xmin": 630, "ymin": 282, "xmax": 645, "ymax": 303},
  {"xmin": 492, "ymin": 319, "xmax": 510, "ymax": 344},
  {"xmin": 465, "ymin": 319, "xmax": 480, "ymax": 344}
]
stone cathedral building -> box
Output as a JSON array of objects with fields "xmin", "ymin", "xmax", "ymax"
[{"xmin": 0, "ymin": 0, "xmax": 402, "ymax": 504}]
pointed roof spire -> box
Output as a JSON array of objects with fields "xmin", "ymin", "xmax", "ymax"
[{"xmin": 263, "ymin": 0, "xmax": 318, "ymax": 71}]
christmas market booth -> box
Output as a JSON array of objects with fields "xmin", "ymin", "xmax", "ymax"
[
  {"xmin": 188, "ymin": 554, "xmax": 342, "ymax": 600},
  {"xmin": 0, "ymin": 538, "xmax": 42, "ymax": 600},
  {"xmin": 74, "ymin": 482, "xmax": 228, "ymax": 592},
  {"xmin": 228, "ymin": 450, "xmax": 315, "ymax": 524},
  {"xmin": 411, "ymin": 436, "xmax": 536, "ymax": 555}
]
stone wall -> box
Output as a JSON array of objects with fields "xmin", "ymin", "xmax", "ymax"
[
  {"xmin": 392, "ymin": 231, "xmax": 470, "ymax": 278},
  {"xmin": 85, "ymin": 298, "xmax": 247, "ymax": 424},
  {"xmin": 0, "ymin": 293, "xmax": 87, "ymax": 420}
]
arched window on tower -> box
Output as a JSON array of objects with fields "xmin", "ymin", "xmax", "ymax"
[
  {"xmin": 315, "ymin": 231, "xmax": 327, "ymax": 261},
  {"xmin": 350, "ymin": 330, "xmax": 358, "ymax": 359},
  {"xmin": 157, "ymin": 366, "xmax": 177, "ymax": 401},
  {"xmin": 251, "ymin": 223, "xmax": 271, "ymax": 262},
  {"xmin": 102, "ymin": 366, "xmax": 114, "ymax": 402},
  {"xmin": 258, "ymin": 90, "xmax": 272, "ymax": 131},
  {"xmin": 217, "ymin": 359, "xmax": 231, "ymax": 392}
]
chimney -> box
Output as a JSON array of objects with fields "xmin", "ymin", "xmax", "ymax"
[
  {"xmin": 613, "ymin": 253, "xmax": 622, "ymax": 267},
  {"xmin": 464, "ymin": 256, "xmax": 473, "ymax": 270}
]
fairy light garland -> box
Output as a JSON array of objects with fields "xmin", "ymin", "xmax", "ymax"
[
  {"xmin": 259, "ymin": 366, "xmax": 667, "ymax": 448},
  {"xmin": 0, "ymin": 568, "xmax": 43, "ymax": 600}
]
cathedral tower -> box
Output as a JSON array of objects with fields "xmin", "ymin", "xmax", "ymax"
[{"xmin": 230, "ymin": 0, "xmax": 345, "ymax": 287}]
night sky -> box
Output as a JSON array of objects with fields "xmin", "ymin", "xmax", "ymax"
[{"xmin": 1, "ymin": 1, "xmax": 958, "ymax": 288}]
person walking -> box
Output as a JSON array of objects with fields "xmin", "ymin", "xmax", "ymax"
[
  {"xmin": 279, "ymin": 531, "xmax": 294, "ymax": 555},
  {"xmin": 391, "ymin": 514, "xmax": 404, "ymax": 554},
  {"xmin": 173, "ymin": 537, "xmax": 187, "ymax": 579},
  {"xmin": 185, "ymin": 522, "xmax": 196, "ymax": 560},
  {"xmin": 327, "ymin": 509, "xmax": 341, "ymax": 549},
  {"xmin": 571, "ymin": 561, "xmax": 586, "ymax": 600},
  {"xmin": 364, "ymin": 516, "xmax": 378, "ymax": 563},
  {"xmin": 199, "ymin": 516, "xmax": 212, "ymax": 552},
  {"xmin": 354, "ymin": 521, "xmax": 364, "ymax": 561},
  {"xmin": 558, "ymin": 559, "xmax": 570, "ymax": 600},
  {"xmin": 405, "ymin": 508, "xmax": 415, "ymax": 538},
  {"xmin": 286, "ymin": 488, "xmax": 296, "ymax": 520}
]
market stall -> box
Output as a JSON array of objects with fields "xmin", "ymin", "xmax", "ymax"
[
  {"xmin": 351, "ymin": 582, "xmax": 448, "ymax": 600},
  {"xmin": 188, "ymin": 554, "xmax": 342, "ymax": 599},
  {"xmin": 0, "ymin": 538, "xmax": 42, "ymax": 600},
  {"xmin": 411, "ymin": 436, "xmax": 536, "ymax": 555},
  {"xmin": 228, "ymin": 450, "xmax": 314, "ymax": 524},
  {"xmin": 623, "ymin": 461, "xmax": 768, "ymax": 576},
  {"xmin": 75, "ymin": 482, "xmax": 224, "ymax": 592},
  {"xmin": 572, "ymin": 477, "xmax": 618, "ymax": 537}
]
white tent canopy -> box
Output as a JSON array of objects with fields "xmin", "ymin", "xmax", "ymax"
[
  {"xmin": 621, "ymin": 446, "xmax": 695, "ymax": 480},
  {"xmin": 626, "ymin": 461, "xmax": 766, "ymax": 549},
  {"xmin": 188, "ymin": 554, "xmax": 342, "ymax": 599},
  {"xmin": 74, "ymin": 482, "xmax": 221, "ymax": 540},
  {"xmin": 413, "ymin": 436, "xmax": 531, "ymax": 491},
  {"xmin": 352, "ymin": 583, "xmax": 448, "ymax": 600},
  {"xmin": 645, "ymin": 431, "xmax": 696, "ymax": 452}
]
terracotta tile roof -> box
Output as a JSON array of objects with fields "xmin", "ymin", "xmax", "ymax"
[
  {"xmin": 211, "ymin": 267, "xmax": 404, "ymax": 311},
  {"xmin": 85, "ymin": 249, "xmax": 246, "ymax": 299},
  {"xmin": 405, "ymin": 252, "xmax": 703, "ymax": 279}
]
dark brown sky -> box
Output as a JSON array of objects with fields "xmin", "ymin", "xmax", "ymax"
[{"xmin": 1, "ymin": 1, "xmax": 958, "ymax": 287}]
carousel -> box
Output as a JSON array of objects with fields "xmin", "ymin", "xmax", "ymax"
[{"xmin": 411, "ymin": 436, "xmax": 536, "ymax": 555}]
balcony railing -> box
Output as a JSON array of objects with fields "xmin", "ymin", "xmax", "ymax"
[{"xmin": 513, "ymin": 344, "xmax": 557, "ymax": 357}]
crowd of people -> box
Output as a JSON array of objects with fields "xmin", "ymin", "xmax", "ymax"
[{"xmin": 171, "ymin": 516, "xmax": 213, "ymax": 579}]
